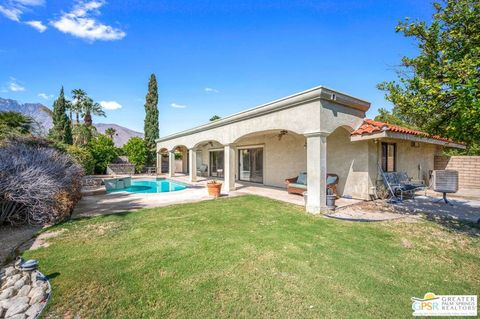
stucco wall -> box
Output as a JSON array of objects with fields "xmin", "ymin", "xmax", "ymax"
[
  {"xmin": 327, "ymin": 128, "xmax": 371, "ymax": 200},
  {"xmin": 157, "ymin": 99, "xmax": 322, "ymax": 151},
  {"xmin": 372, "ymin": 139, "xmax": 440, "ymax": 183},
  {"xmin": 236, "ymin": 133, "xmax": 307, "ymax": 187},
  {"xmin": 194, "ymin": 132, "xmax": 306, "ymax": 188}
]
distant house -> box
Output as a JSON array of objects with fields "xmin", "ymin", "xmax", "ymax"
[{"xmin": 156, "ymin": 86, "xmax": 464, "ymax": 213}]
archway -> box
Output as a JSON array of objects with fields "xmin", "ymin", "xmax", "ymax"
[
  {"xmin": 234, "ymin": 129, "xmax": 306, "ymax": 187},
  {"xmin": 158, "ymin": 147, "xmax": 169, "ymax": 174},
  {"xmin": 192, "ymin": 140, "xmax": 224, "ymax": 178},
  {"xmin": 171, "ymin": 145, "xmax": 189, "ymax": 176}
]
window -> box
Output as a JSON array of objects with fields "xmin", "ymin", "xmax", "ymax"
[{"xmin": 381, "ymin": 142, "xmax": 396, "ymax": 172}]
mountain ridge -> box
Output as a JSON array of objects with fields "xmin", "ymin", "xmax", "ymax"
[{"xmin": 0, "ymin": 97, "xmax": 143, "ymax": 147}]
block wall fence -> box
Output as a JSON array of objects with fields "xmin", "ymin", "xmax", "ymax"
[{"xmin": 434, "ymin": 156, "xmax": 480, "ymax": 189}]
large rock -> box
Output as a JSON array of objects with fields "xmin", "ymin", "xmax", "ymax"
[
  {"xmin": 1, "ymin": 274, "xmax": 21, "ymax": 289},
  {"xmin": 25, "ymin": 302, "xmax": 43, "ymax": 317},
  {"xmin": 7, "ymin": 314, "xmax": 26, "ymax": 319},
  {"xmin": 28, "ymin": 287, "xmax": 46, "ymax": 305},
  {"xmin": 13, "ymin": 277, "xmax": 28, "ymax": 290},
  {"xmin": 4, "ymin": 297, "xmax": 29, "ymax": 317},
  {"xmin": 4, "ymin": 267, "xmax": 16, "ymax": 277},
  {"xmin": 3, "ymin": 296, "xmax": 29, "ymax": 309},
  {"xmin": 0, "ymin": 286, "xmax": 15, "ymax": 300},
  {"xmin": 16, "ymin": 285, "xmax": 31, "ymax": 297}
]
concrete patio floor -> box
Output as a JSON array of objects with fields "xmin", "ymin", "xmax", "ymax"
[
  {"xmin": 393, "ymin": 194, "xmax": 480, "ymax": 223},
  {"xmin": 75, "ymin": 174, "xmax": 479, "ymax": 223},
  {"xmin": 74, "ymin": 174, "xmax": 361, "ymax": 218}
]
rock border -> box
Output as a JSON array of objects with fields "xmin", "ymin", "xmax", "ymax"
[{"xmin": 0, "ymin": 265, "xmax": 52, "ymax": 319}]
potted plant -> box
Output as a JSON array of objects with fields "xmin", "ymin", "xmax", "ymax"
[{"xmin": 207, "ymin": 180, "xmax": 222, "ymax": 198}]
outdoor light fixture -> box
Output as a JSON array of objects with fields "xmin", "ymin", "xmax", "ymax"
[{"xmin": 278, "ymin": 130, "xmax": 288, "ymax": 140}]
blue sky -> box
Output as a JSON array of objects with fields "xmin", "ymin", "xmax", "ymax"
[{"xmin": 0, "ymin": 0, "xmax": 433, "ymax": 136}]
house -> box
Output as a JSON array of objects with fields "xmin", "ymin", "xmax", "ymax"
[{"xmin": 156, "ymin": 86, "xmax": 464, "ymax": 213}]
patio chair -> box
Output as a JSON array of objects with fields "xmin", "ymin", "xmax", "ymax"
[
  {"xmin": 284, "ymin": 172, "xmax": 339, "ymax": 196},
  {"xmin": 379, "ymin": 166, "xmax": 426, "ymax": 201},
  {"xmin": 197, "ymin": 164, "xmax": 208, "ymax": 177}
]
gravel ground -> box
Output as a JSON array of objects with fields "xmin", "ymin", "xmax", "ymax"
[{"xmin": 327, "ymin": 200, "xmax": 415, "ymax": 222}]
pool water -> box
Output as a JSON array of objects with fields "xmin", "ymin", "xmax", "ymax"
[{"xmin": 108, "ymin": 179, "xmax": 186, "ymax": 194}]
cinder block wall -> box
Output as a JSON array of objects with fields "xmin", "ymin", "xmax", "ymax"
[{"xmin": 434, "ymin": 156, "xmax": 480, "ymax": 189}]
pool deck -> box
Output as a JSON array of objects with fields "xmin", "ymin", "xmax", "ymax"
[{"xmin": 74, "ymin": 174, "xmax": 360, "ymax": 218}]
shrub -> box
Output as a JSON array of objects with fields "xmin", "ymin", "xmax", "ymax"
[
  {"xmin": 123, "ymin": 137, "xmax": 148, "ymax": 173},
  {"xmin": 88, "ymin": 134, "xmax": 117, "ymax": 174},
  {"xmin": 0, "ymin": 136, "xmax": 84, "ymax": 226},
  {"xmin": 66, "ymin": 145, "xmax": 95, "ymax": 175}
]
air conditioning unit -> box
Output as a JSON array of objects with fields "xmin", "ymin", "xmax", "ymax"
[{"xmin": 432, "ymin": 170, "xmax": 458, "ymax": 204}]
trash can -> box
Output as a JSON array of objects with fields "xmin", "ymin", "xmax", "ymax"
[{"xmin": 326, "ymin": 188, "xmax": 336, "ymax": 210}]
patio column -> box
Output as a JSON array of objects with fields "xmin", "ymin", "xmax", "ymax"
[
  {"xmin": 168, "ymin": 150, "xmax": 175, "ymax": 178},
  {"xmin": 305, "ymin": 132, "xmax": 328, "ymax": 214},
  {"xmin": 223, "ymin": 144, "xmax": 236, "ymax": 193},
  {"xmin": 189, "ymin": 148, "xmax": 197, "ymax": 182},
  {"xmin": 156, "ymin": 151, "xmax": 161, "ymax": 174}
]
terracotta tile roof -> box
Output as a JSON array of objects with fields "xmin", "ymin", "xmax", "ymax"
[{"xmin": 351, "ymin": 119, "xmax": 460, "ymax": 144}]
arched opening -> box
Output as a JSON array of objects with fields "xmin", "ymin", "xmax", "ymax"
[
  {"xmin": 158, "ymin": 147, "xmax": 169, "ymax": 174},
  {"xmin": 171, "ymin": 145, "xmax": 189, "ymax": 176},
  {"xmin": 193, "ymin": 140, "xmax": 224, "ymax": 178},
  {"xmin": 326, "ymin": 125, "xmax": 369, "ymax": 199},
  {"xmin": 234, "ymin": 129, "xmax": 306, "ymax": 187}
]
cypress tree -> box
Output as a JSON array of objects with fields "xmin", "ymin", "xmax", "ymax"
[
  {"xmin": 144, "ymin": 74, "xmax": 159, "ymax": 164},
  {"xmin": 49, "ymin": 86, "xmax": 73, "ymax": 145}
]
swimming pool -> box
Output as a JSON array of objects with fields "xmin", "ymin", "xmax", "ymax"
[{"xmin": 107, "ymin": 179, "xmax": 186, "ymax": 194}]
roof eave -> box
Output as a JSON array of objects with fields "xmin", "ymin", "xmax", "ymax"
[
  {"xmin": 351, "ymin": 131, "xmax": 466, "ymax": 149},
  {"xmin": 156, "ymin": 86, "xmax": 370, "ymax": 143}
]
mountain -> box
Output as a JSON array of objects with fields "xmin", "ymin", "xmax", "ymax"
[
  {"xmin": 0, "ymin": 97, "xmax": 53, "ymax": 135},
  {"xmin": 95, "ymin": 123, "xmax": 144, "ymax": 147},
  {"xmin": 0, "ymin": 97, "xmax": 143, "ymax": 147}
]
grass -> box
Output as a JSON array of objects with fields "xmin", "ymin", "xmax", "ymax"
[{"xmin": 24, "ymin": 195, "xmax": 480, "ymax": 318}]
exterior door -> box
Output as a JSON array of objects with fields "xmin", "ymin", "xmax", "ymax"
[
  {"xmin": 209, "ymin": 150, "xmax": 224, "ymax": 177},
  {"xmin": 239, "ymin": 147, "xmax": 263, "ymax": 183}
]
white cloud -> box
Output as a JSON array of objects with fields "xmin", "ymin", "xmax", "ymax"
[
  {"xmin": 38, "ymin": 92, "xmax": 53, "ymax": 100},
  {"xmin": 8, "ymin": 77, "xmax": 25, "ymax": 92},
  {"xmin": 205, "ymin": 87, "xmax": 219, "ymax": 93},
  {"xmin": 15, "ymin": 0, "xmax": 44, "ymax": 5},
  {"xmin": 51, "ymin": 1, "xmax": 126, "ymax": 42},
  {"xmin": 100, "ymin": 100, "xmax": 122, "ymax": 110},
  {"xmin": 25, "ymin": 20, "xmax": 46, "ymax": 32},
  {"xmin": 0, "ymin": 5, "xmax": 22, "ymax": 21},
  {"xmin": 171, "ymin": 103, "xmax": 187, "ymax": 109},
  {"xmin": 0, "ymin": 0, "xmax": 44, "ymax": 22}
]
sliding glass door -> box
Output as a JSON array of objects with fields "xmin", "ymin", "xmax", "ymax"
[
  {"xmin": 209, "ymin": 150, "xmax": 224, "ymax": 177},
  {"xmin": 239, "ymin": 147, "xmax": 263, "ymax": 183}
]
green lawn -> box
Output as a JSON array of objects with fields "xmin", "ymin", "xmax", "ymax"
[{"xmin": 25, "ymin": 195, "xmax": 480, "ymax": 318}]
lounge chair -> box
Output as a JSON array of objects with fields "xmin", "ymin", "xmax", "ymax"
[
  {"xmin": 379, "ymin": 167, "xmax": 426, "ymax": 201},
  {"xmin": 285, "ymin": 172, "xmax": 339, "ymax": 196},
  {"xmin": 197, "ymin": 164, "xmax": 208, "ymax": 177}
]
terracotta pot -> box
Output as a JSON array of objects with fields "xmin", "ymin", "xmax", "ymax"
[{"xmin": 207, "ymin": 182, "xmax": 222, "ymax": 198}]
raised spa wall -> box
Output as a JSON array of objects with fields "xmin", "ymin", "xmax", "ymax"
[{"xmin": 104, "ymin": 177, "xmax": 132, "ymax": 191}]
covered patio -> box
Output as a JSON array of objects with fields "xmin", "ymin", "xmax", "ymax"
[
  {"xmin": 165, "ymin": 174, "xmax": 362, "ymax": 209},
  {"xmin": 156, "ymin": 86, "xmax": 370, "ymax": 213}
]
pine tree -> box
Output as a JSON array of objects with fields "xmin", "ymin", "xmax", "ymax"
[
  {"xmin": 49, "ymin": 86, "xmax": 73, "ymax": 145},
  {"xmin": 144, "ymin": 74, "xmax": 159, "ymax": 164}
]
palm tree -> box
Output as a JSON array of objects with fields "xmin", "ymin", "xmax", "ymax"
[
  {"xmin": 71, "ymin": 89, "xmax": 87, "ymax": 124},
  {"xmin": 0, "ymin": 111, "xmax": 34, "ymax": 136},
  {"xmin": 72, "ymin": 124, "xmax": 95, "ymax": 146},
  {"xmin": 82, "ymin": 97, "xmax": 105, "ymax": 127},
  {"xmin": 105, "ymin": 127, "xmax": 117, "ymax": 140}
]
